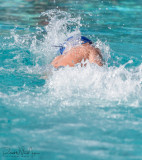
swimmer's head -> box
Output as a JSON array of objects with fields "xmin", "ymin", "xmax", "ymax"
[{"xmin": 58, "ymin": 36, "xmax": 92, "ymax": 55}]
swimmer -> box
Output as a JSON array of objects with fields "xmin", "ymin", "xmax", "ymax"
[{"xmin": 51, "ymin": 35, "xmax": 103, "ymax": 68}]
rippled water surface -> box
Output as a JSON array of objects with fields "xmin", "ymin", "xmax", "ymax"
[{"xmin": 0, "ymin": 0, "xmax": 142, "ymax": 160}]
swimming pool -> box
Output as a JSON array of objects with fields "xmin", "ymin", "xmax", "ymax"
[{"xmin": 0, "ymin": 0, "xmax": 142, "ymax": 159}]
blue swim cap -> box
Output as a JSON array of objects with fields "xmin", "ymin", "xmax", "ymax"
[
  {"xmin": 59, "ymin": 36, "xmax": 92, "ymax": 55},
  {"xmin": 80, "ymin": 36, "xmax": 92, "ymax": 45}
]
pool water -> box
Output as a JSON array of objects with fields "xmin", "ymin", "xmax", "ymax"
[{"xmin": 0, "ymin": 0, "xmax": 142, "ymax": 160}]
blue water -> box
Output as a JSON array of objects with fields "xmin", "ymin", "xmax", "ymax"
[{"xmin": 0, "ymin": 0, "xmax": 142, "ymax": 160}]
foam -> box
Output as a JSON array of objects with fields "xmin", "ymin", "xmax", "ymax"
[{"xmin": 1, "ymin": 9, "xmax": 142, "ymax": 110}]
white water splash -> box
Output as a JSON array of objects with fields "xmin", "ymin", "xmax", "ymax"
[
  {"xmin": 48, "ymin": 61, "xmax": 142, "ymax": 106},
  {"xmin": 1, "ymin": 9, "xmax": 142, "ymax": 109}
]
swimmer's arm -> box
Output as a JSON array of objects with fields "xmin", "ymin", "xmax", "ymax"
[
  {"xmin": 51, "ymin": 55, "xmax": 62, "ymax": 66},
  {"xmin": 89, "ymin": 48, "xmax": 103, "ymax": 66},
  {"xmin": 51, "ymin": 54, "xmax": 75, "ymax": 68}
]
